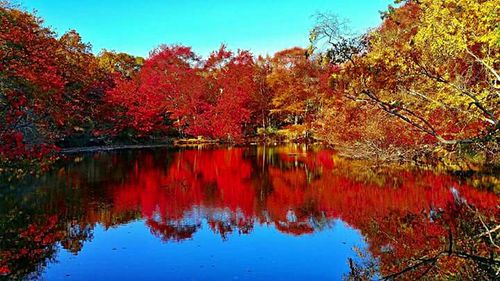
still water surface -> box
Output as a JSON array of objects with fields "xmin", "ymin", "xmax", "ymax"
[{"xmin": 1, "ymin": 146, "xmax": 498, "ymax": 280}]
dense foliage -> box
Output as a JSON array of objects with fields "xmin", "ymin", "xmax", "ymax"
[
  {"xmin": 1, "ymin": 0, "xmax": 498, "ymax": 176},
  {"xmin": 315, "ymin": 0, "xmax": 499, "ymax": 147}
]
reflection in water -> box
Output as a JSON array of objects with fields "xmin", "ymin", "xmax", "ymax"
[{"xmin": 0, "ymin": 146, "xmax": 498, "ymax": 280}]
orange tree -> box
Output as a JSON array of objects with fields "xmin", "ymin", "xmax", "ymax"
[{"xmin": 312, "ymin": 0, "xmax": 499, "ymax": 148}]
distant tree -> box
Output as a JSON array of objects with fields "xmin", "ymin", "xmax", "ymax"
[
  {"xmin": 107, "ymin": 45, "xmax": 203, "ymax": 136},
  {"xmin": 187, "ymin": 46, "xmax": 257, "ymax": 140},
  {"xmin": 267, "ymin": 47, "xmax": 322, "ymax": 127},
  {"xmin": 98, "ymin": 50, "xmax": 144, "ymax": 79}
]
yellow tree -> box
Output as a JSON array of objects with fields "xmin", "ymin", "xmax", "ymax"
[
  {"xmin": 97, "ymin": 50, "xmax": 144, "ymax": 79},
  {"xmin": 267, "ymin": 48, "xmax": 326, "ymax": 129},
  {"xmin": 323, "ymin": 0, "xmax": 499, "ymax": 145}
]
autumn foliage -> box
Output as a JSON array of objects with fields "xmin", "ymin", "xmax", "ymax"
[
  {"xmin": 1, "ymin": 0, "xmax": 499, "ymax": 171},
  {"xmin": 1, "ymin": 1, "xmax": 498, "ymax": 279},
  {"xmin": 314, "ymin": 0, "xmax": 499, "ymax": 148}
]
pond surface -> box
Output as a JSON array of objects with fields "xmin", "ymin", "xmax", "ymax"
[{"xmin": 0, "ymin": 146, "xmax": 498, "ymax": 280}]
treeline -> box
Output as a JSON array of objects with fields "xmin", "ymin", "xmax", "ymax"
[{"xmin": 1, "ymin": 0, "xmax": 498, "ymax": 176}]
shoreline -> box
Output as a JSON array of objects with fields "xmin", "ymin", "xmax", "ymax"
[
  {"xmin": 59, "ymin": 144, "xmax": 175, "ymax": 154},
  {"xmin": 57, "ymin": 138, "xmax": 322, "ymax": 154}
]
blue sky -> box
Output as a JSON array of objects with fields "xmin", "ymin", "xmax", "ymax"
[{"xmin": 20, "ymin": 0, "xmax": 394, "ymax": 58}]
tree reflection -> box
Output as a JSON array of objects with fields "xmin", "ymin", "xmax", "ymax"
[{"xmin": 0, "ymin": 146, "xmax": 498, "ymax": 280}]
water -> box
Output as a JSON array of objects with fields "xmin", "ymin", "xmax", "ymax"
[{"xmin": 1, "ymin": 145, "xmax": 498, "ymax": 280}]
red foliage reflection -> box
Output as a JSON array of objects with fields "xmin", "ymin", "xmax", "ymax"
[
  {"xmin": 1, "ymin": 146, "xmax": 498, "ymax": 279},
  {"xmin": 104, "ymin": 147, "xmax": 498, "ymax": 278}
]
